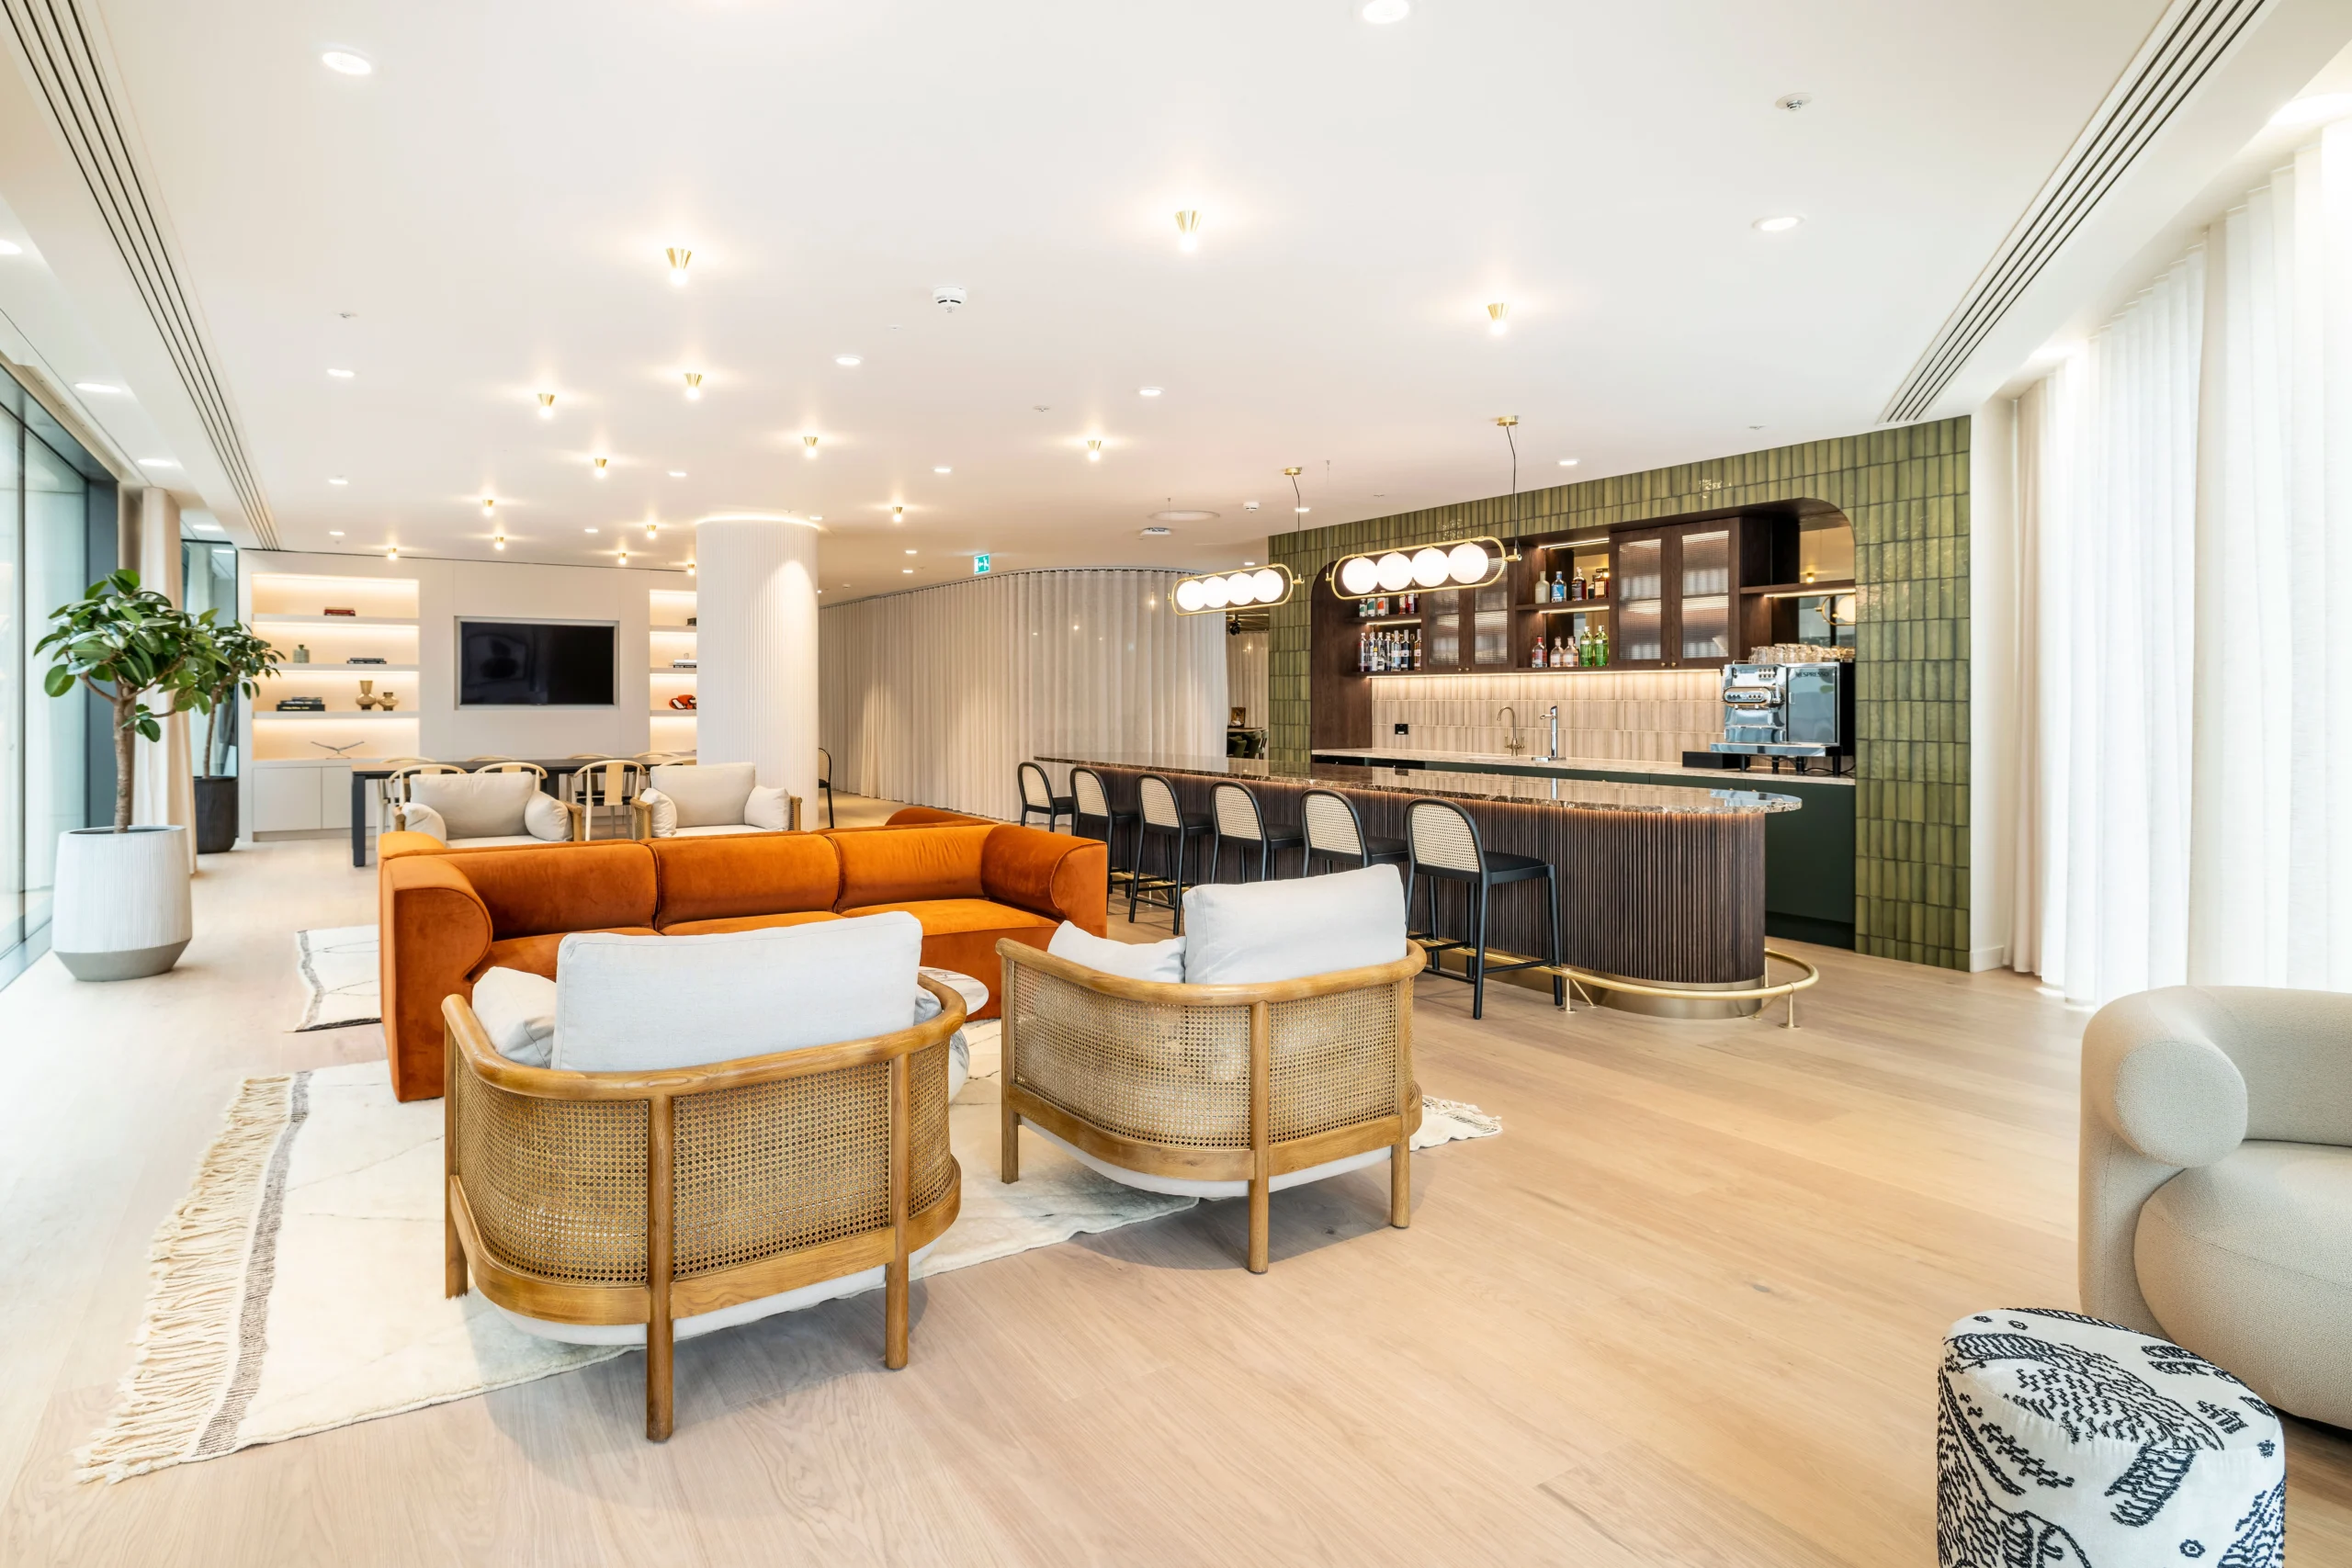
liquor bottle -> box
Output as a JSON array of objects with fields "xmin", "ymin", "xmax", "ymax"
[
  {"xmin": 1580, "ymin": 629, "xmax": 1597, "ymax": 667},
  {"xmin": 1592, "ymin": 569, "xmax": 1608, "ymax": 600},
  {"xmin": 1570, "ymin": 571, "xmax": 1586, "ymax": 601},
  {"xmin": 1595, "ymin": 626, "xmax": 1609, "ymax": 666},
  {"xmin": 1410, "ymin": 628, "xmax": 1422, "ymax": 670},
  {"xmin": 1530, "ymin": 629, "xmax": 1546, "ymax": 668}
]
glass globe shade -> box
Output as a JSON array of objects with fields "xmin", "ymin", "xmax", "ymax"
[
  {"xmin": 1339, "ymin": 555, "xmax": 1379, "ymax": 596},
  {"xmin": 1447, "ymin": 542, "xmax": 1493, "ymax": 585},
  {"xmin": 1224, "ymin": 571, "xmax": 1257, "ymax": 605},
  {"xmin": 1250, "ymin": 568, "xmax": 1284, "ymax": 602},
  {"xmin": 1374, "ymin": 552, "xmax": 1413, "ymax": 592},
  {"xmin": 1201, "ymin": 575, "xmax": 1231, "ymax": 609},
  {"xmin": 1173, "ymin": 578, "xmax": 1206, "ymax": 613},
  {"xmin": 1410, "ymin": 547, "xmax": 1450, "ymax": 588}
]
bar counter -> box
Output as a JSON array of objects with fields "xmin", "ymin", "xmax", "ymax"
[{"xmin": 1038, "ymin": 752, "xmax": 1801, "ymax": 1011}]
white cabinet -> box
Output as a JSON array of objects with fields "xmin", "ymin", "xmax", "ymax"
[{"xmin": 252, "ymin": 761, "xmax": 356, "ymax": 834}]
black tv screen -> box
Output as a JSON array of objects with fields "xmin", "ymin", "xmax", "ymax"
[{"xmin": 458, "ymin": 620, "xmax": 616, "ymax": 706}]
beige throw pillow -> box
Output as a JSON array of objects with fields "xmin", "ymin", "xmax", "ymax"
[
  {"xmin": 524, "ymin": 791, "xmax": 573, "ymax": 841},
  {"xmin": 743, "ymin": 784, "xmax": 789, "ymax": 830},
  {"xmin": 637, "ymin": 787, "xmax": 678, "ymax": 837}
]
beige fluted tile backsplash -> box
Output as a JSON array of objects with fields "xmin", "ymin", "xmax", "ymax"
[{"xmin": 1365, "ymin": 670, "xmax": 1721, "ymax": 763}]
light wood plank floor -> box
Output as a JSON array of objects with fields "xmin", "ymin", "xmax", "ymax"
[{"xmin": 4, "ymin": 802, "xmax": 2348, "ymax": 1565}]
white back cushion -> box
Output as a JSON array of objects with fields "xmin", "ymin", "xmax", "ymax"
[
  {"xmin": 1046, "ymin": 920, "xmax": 1185, "ymax": 982},
  {"xmin": 651, "ymin": 761, "xmax": 757, "ymax": 828},
  {"xmin": 553, "ymin": 911, "xmax": 922, "ymax": 1072},
  {"xmin": 1181, "ymin": 863, "xmax": 1408, "ymax": 985},
  {"xmin": 472, "ymin": 966, "xmax": 559, "ymax": 1066},
  {"xmin": 412, "ymin": 772, "xmax": 539, "ymax": 840}
]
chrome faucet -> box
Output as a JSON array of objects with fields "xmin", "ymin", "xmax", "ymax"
[
  {"xmin": 1498, "ymin": 705, "xmax": 1525, "ymax": 756},
  {"xmin": 1543, "ymin": 704, "xmax": 1560, "ymax": 761}
]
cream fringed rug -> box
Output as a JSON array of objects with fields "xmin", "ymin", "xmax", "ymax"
[
  {"xmin": 80, "ymin": 1029, "xmax": 1499, "ymax": 1483},
  {"xmin": 292, "ymin": 926, "xmax": 379, "ymax": 1031}
]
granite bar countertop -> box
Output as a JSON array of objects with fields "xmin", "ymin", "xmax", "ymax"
[
  {"xmin": 1306, "ymin": 746, "xmax": 1857, "ymax": 789},
  {"xmin": 1039, "ymin": 752, "xmax": 1803, "ymax": 817}
]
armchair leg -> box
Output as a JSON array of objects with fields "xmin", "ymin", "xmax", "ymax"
[
  {"xmin": 646, "ymin": 1313, "xmax": 673, "ymax": 1441},
  {"xmin": 445, "ymin": 1213, "xmax": 467, "ymax": 1298},
  {"xmin": 1390, "ymin": 1140, "xmax": 1411, "ymax": 1229},
  {"xmin": 1247, "ymin": 1176, "xmax": 1270, "ymax": 1274},
  {"xmin": 885, "ymin": 1255, "xmax": 910, "ymax": 1370},
  {"xmin": 1001, "ymin": 1106, "xmax": 1021, "ymax": 1183}
]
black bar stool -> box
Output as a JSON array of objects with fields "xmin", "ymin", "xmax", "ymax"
[
  {"xmin": 1300, "ymin": 788, "xmax": 1409, "ymax": 875},
  {"xmin": 818, "ymin": 747, "xmax": 837, "ymax": 829},
  {"xmin": 1130, "ymin": 773, "xmax": 1213, "ymax": 931},
  {"xmin": 1017, "ymin": 761, "xmax": 1075, "ymax": 831},
  {"xmin": 1404, "ymin": 797, "xmax": 1564, "ymax": 1020},
  {"xmin": 1209, "ymin": 782, "xmax": 1305, "ymax": 882},
  {"xmin": 1070, "ymin": 767, "xmax": 1139, "ymax": 910}
]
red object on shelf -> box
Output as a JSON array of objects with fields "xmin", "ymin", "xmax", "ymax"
[{"xmin": 668, "ymin": 694, "xmax": 696, "ymax": 710}]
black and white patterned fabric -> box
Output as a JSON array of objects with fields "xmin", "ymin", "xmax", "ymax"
[{"xmin": 1938, "ymin": 1309, "xmax": 2285, "ymax": 1567}]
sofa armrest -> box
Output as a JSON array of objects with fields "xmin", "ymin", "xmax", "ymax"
[
  {"xmin": 380, "ymin": 854, "xmax": 495, "ymax": 1101},
  {"xmin": 379, "ymin": 829, "xmax": 449, "ymax": 859},
  {"xmin": 2079, "ymin": 987, "xmax": 2250, "ymax": 1335},
  {"xmin": 981, "ymin": 826, "xmax": 1106, "ymax": 936}
]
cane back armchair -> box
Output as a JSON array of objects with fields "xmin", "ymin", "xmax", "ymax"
[
  {"xmin": 441, "ymin": 975, "xmax": 966, "ymax": 1439},
  {"xmin": 995, "ymin": 938, "xmax": 1424, "ymax": 1273}
]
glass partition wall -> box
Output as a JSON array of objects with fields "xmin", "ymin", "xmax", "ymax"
[{"xmin": 1, "ymin": 378, "xmax": 107, "ymax": 978}]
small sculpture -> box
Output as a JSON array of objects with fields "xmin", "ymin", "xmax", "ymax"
[
  {"xmin": 379, "ymin": 690, "xmax": 400, "ymax": 710},
  {"xmin": 292, "ymin": 643, "xmax": 311, "ymax": 664},
  {"xmin": 356, "ymin": 680, "xmax": 380, "ymax": 711}
]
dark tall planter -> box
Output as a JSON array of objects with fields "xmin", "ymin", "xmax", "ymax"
[{"xmin": 193, "ymin": 774, "xmax": 239, "ymax": 854}]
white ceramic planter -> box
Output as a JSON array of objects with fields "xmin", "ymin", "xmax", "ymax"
[{"xmin": 52, "ymin": 825, "xmax": 192, "ymax": 980}]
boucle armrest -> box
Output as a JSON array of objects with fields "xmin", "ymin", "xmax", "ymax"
[{"xmin": 2083, "ymin": 990, "xmax": 2248, "ymax": 1168}]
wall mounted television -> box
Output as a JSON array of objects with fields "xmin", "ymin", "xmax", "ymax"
[{"xmin": 457, "ymin": 619, "xmax": 616, "ymax": 706}]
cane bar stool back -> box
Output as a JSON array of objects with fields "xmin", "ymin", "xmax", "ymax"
[
  {"xmin": 818, "ymin": 747, "xmax": 837, "ymax": 828},
  {"xmin": 1017, "ymin": 761, "xmax": 1076, "ymax": 832},
  {"xmin": 1129, "ymin": 773, "xmax": 1214, "ymax": 932},
  {"xmin": 1405, "ymin": 797, "xmax": 1564, "ymax": 1020},
  {"xmin": 565, "ymin": 757, "xmax": 647, "ymax": 840},
  {"xmin": 1069, "ymin": 767, "xmax": 1139, "ymax": 908},
  {"xmin": 1209, "ymin": 782, "xmax": 1306, "ymax": 883},
  {"xmin": 1300, "ymin": 788, "xmax": 1409, "ymax": 875}
]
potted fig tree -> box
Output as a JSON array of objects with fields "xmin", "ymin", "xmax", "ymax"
[
  {"xmin": 36, "ymin": 570, "xmax": 219, "ymax": 979},
  {"xmin": 190, "ymin": 619, "xmax": 280, "ymax": 853}
]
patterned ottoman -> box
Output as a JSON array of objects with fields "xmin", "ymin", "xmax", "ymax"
[{"xmin": 1938, "ymin": 1309, "xmax": 2285, "ymax": 1567}]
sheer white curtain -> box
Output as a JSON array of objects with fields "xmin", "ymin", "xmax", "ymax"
[
  {"xmin": 820, "ymin": 570, "xmax": 1225, "ymax": 821},
  {"xmin": 2017, "ymin": 120, "xmax": 2352, "ymax": 1004}
]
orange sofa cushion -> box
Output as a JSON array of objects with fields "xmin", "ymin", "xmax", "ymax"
[
  {"xmin": 660, "ymin": 910, "xmax": 844, "ymax": 937},
  {"xmin": 842, "ymin": 897, "xmax": 1057, "ymax": 936},
  {"xmin": 829, "ymin": 823, "xmax": 991, "ymax": 909},
  {"xmin": 445, "ymin": 840, "xmax": 658, "ymax": 938},
  {"xmin": 650, "ymin": 833, "xmax": 840, "ymax": 927},
  {"xmin": 469, "ymin": 927, "xmax": 662, "ymax": 982}
]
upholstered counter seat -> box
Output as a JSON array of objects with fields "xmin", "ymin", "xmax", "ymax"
[{"xmin": 379, "ymin": 818, "xmax": 1105, "ymax": 1100}]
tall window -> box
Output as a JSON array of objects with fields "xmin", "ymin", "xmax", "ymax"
[{"xmin": 2, "ymin": 376, "xmax": 107, "ymax": 976}]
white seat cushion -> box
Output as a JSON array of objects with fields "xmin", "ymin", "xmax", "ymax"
[
  {"xmin": 471, "ymin": 966, "xmax": 558, "ymax": 1066},
  {"xmin": 1046, "ymin": 920, "xmax": 1184, "ymax": 982},
  {"xmin": 2136, "ymin": 1141, "xmax": 2352, "ymax": 1427},
  {"xmin": 410, "ymin": 772, "xmax": 540, "ymax": 840},
  {"xmin": 650, "ymin": 761, "xmax": 757, "ymax": 829},
  {"xmin": 1180, "ymin": 863, "xmax": 1407, "ymax": 984},
  {"xmin": 552, "ymin": 910, "xmax": 924, "ymax": 1073},
  {"xmin": 1937, "ymin": 1308, "xmax": 2285, "ymax": 1563}
]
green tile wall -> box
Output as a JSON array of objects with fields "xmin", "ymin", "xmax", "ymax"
[{"xmin": 1268, "ymin": 417, "xmax": 1971, "ymax": 970}]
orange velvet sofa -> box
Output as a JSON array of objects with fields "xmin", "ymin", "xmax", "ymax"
[{"xmin": 376, "ymin": 818, "xmax": 1105, "ymax": 1101}]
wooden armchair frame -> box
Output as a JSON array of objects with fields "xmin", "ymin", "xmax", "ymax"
[
  {"xmin": 995, "ymin": 940, "xmax": 1423, "ymax": 1273},
  {"xmin": 441, "ymin": 975, "xmax": 966, "ymax": 1439}
]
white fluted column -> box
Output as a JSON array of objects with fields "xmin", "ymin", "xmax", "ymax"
[{"xmin": 693, "ymin": 516, "xmax": 820, "ymax": 811}]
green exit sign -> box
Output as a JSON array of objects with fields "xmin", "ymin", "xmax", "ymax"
[{"xmin": 973, "ymin": 553, "xmax": 991, "ymax": 574}]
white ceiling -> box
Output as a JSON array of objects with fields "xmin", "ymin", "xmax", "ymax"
[{"xmin": 0, "ymin": 0, "xmax": 2340, "ymax": 596}]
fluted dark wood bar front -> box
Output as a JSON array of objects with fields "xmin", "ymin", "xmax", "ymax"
[{"xmin": 1039, "ymin": 753, "xmax": 1801, "ymax": 1015}]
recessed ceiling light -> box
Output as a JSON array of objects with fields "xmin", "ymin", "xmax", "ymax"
[
  {"xmin": 1149, "ymin": 509, "xmax": 1219, "ymax": 523},
  {"xmin": 1243, "ymin": 559, "xmax": 1257, "ymax": 567},
  {"xmin": 835, "ymin": 354, "xmax": 862, "ymax": 367},
  {"xmin": 891, "ymin": 505, "xmax": 906, "ymax": 523},
  {"xmin": 327, "ymin": 367, "xmax": 355, "ymax": 378},
  {"xmin": 1752, "ymin": 215, "xmax": 1803, "ymax": 233},
  {"xmin": 320, "ymin": 49, "xmax": 372, "ymax": 75},
  {"xmin": 2271, "ymin": 93, "xmax": 2352, "ymax": 129},
  {"xmin": 905, "ymin": 547, "xmax": 918, "ymax": 555},
  {"xmin": 1487, "ymin": 302, "xmax": 1510, "ymax": 334},
  {"xmin": 1173, "ymin": 209, "xmax": 1201, "ymax": 253},
  {"xmin": 683, "ymin": 371, "xmax": 702, "ymax": 400},
  {"xmin": 933, "ymin": 465, "xmax": 952, "ymax": 474},
  {"xmin": 74, "ymin": 381, "xmax": 123, "ymax": 394},
  {"xmin": 0, "ymin": 241, "xmax": 21, "ymax": 256},
  {"xmin": 584, "ymin": 526, "xmax": 598, "ymax": 534},
  {"xmin": 1361, "ymin": 0, "xmax": 1409, "ymax": 20},
  {"xmin": 537, "ymin": 392, "xmax": 556, "ymax": 418},
  {"xmin": 192, "ymin": 520, "xmax": 222, "ymax": 532},
  {"xmin": 328, "ymin": 530, "xmax": 345, "ymax": 536},
  {"xmin": 328, "ymin": 476, "xmax": 348, "ymax": 485},
  {"xmin": 1086, "ymin": 438, "xmax": 1103, "ymax": 461},
  {"xmin": 1138, "ymin": 386, "xmax": 1162, "ymax": 397},
  {"xmin": 665, "ymin": 246, "xmax": 692, "ymax": 286},
  {"xmin": 903, "ymin": 568, "xmax": 913, "ymax": 574},
  {"xmin": 803, "ymin": 434, "xmax": 820, "ymax": 457},
  {"xmin": 593, "ymin": 456, "xmax": 609, "ymax": 477},
  {"xmin": 808, "ymin": 514, "xmax": 823, "ymax": 522},
  {"xmin": 1558, "ymin": 457, "xmax": 1579, "ymax": 467},
  {"xmin": 668, "ymin": 469, "xmax": 687, "ymax": 478},
  {"xmin": 139, "ymin": 457, "xmax": 179, "ymax": 468}
]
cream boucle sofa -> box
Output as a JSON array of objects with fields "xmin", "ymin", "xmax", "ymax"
[{"xmin": 2081, "ymin": 986, "xmax": 2352, "ymax": 1427}]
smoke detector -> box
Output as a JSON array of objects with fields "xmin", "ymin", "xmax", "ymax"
[
  {"xmin": 1243, "ymin": 501, "xmax": 1261, "ymax": 513},
  {"xmin": 933, "ymin": 286, "xmax": 967, "ymax": 312}
]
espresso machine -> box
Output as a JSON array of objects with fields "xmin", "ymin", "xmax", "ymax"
[{"xmin": 1703, "ymin": 661, "xmax": 1854, "ymax": 773}]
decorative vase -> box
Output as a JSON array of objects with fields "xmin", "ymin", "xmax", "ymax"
[
  {"xmin": 381, "ymin": 691, "xmax": 399, "ymax": 710},
  {"xmin": 356, "ymin": 680, "xmax": 379, "ymax": 711},
  {"xmin": 51, "ymin": 825, "xmax": 193, "ymax": 980},
  {"xmin": 293, "ymin": 643, "xmax": 311, "ymax": 664},
  {"xmin": 192, "ymin": 776, "xmax": 238, "ymax": 854}
]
